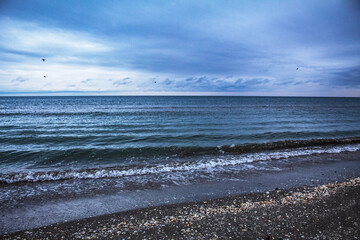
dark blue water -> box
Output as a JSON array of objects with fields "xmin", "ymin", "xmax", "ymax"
[
  {"xmin": 1, "ymin": 96, "xmax": 360, "ymax": 181},
  {"xmin": 1, "ymin": 96, "xmax": 360, "ymax": 167},
  {"xmin": 1, "ymin": 96, "xmax": 360, "ymax": 233}
]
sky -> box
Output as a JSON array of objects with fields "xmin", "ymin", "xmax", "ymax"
[{"xmin": 0, "ymin": 0, "xmax": 359, "ymax": 96}]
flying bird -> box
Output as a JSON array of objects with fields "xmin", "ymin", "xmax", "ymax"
[
  {"xmin": 42, "ymin": 59, "xmax": 46, "ymax": 77},
  {"xmin": 154, "ymin": 81, "xmax": 157, "ymax": 83},
  {"xmin": 296, "ymin": 67, "xmax": 299, "ymax": 70}
]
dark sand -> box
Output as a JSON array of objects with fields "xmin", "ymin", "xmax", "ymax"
[{"xmin": 2, "ymin": 177, "xmax": 359, "ymax": 240}]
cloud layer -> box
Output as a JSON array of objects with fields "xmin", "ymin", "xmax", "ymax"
[{"xmin": 0, "ymin": 0, "xmax": 359, "ymax": 96}]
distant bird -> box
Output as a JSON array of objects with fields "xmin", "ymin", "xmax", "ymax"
[
  {"xmin": 154, "ymin": 81, "xmax": 157, "ymax": 83},
  {"xmin": 296, "ymin": 67, "xmax": 299, "ymax": 70},
  {"xmin": 43, "ymin": 76, "xmax": 46, "ymax": 78},
  {"xmin": 42, "ymin": 58, "xmax": 46, "ymax": 61}
]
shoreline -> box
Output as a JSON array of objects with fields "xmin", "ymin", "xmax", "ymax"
[
  {"xmin": 1, "ymin": 156, "xmax": 360, "ymax": 235},
  {"xmin": 2, "ymin": 177, "xmax": 359, "ymax": 239}
]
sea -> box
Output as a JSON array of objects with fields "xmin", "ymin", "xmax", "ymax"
[{"xmin": 1, "ymin": 96, "xmax": 360, "ymax": 233}]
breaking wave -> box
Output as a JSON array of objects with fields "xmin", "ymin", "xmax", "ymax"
[{"xmin": 1, "ymin": 139, "xmax": 359, "ymax": 184}]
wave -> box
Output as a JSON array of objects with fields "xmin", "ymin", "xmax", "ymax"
[
  {"xmin": 1, "ymin": 137, "xmax": 360, "ymax": 165},
  {"xmin": 217, "ymin": 137, "xmax": 360, "ymax": 154},
  {"xmin": 1, "ymin": 140, "xmax": 360, "ymax": 184}
]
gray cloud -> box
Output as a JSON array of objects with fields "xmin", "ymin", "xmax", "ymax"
[
  {"xmin": 327, "ymin": 66, "xmax": 360, "ymax": 87},
  {"xmin": 157, "ymin": 76, "xmax": 274, "ymax": 92},
  {"xmin": 81, "ymin": 78, "xmax": 92, "ymax": 84},
  {"xmin": 112, "ymin": 78, "xmax": 132, "ymax": 87},
  {"xmin": 11, "ymin": 76, "xmax": 29, "ymax": 83},
  {"xmin": 0, "ymin": 0, "xmax": 360, "ymax": 96}
]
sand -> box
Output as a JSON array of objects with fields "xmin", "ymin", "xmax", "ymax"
[{"xmin": 2, "ymin": 177, "xmax": 359, "ymax": 239}]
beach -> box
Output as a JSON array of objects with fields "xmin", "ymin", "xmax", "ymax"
[
  {"xmin": 2, "ymin": 177, "xmax": 359, "ymax": 239},
  {"xmin": 1, "ymin": 0, "xmax": 360, "ymax": 237},
  {"xmin": 1, "ymin": 96, "xmax": 360, "ymax": 238}
]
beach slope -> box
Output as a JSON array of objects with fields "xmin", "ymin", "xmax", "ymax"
[{"xmin": 2, "ymin": 177, "xmax": 359, "ymax": 239}]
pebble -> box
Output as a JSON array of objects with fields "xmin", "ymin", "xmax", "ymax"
[{"xmin": 3, "ymin": 177, "xmax": 360, "ymax": 239}]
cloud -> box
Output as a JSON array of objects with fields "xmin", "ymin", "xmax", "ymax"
[
  {"xmin": 156, "ymin": 75, "xmax": 275, "ymax": 92},
  {"xmin": 81, "ymin": 78, "xmax": 92, "ymax": 84},
  {"xmin": 0, "ymin": 1, "xmax": 359, "ymax": 96},
  {"xmin": 327, "ymin": 65, "xmax": 360, "ymax": 87},
  {"xmin": 0, "ymin": 18, "xmax": 112, "ymax": 64},
  {"xmin": 112, "ymin": 77, "xmax": 132, "ymax": 87},
  {"xmin": 11, "ymin": 76, "xmax": 29, "ymax": 83}
]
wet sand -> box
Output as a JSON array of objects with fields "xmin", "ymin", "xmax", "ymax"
[
  {"xmin": 2, "ymin": 177, "xmax": 359, "ymax": 239},
  {"xmin": 2, "ymin": 155, "xmax": 360, "ymax": 235}
]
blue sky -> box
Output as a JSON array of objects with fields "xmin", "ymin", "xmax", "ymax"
[{"xmin": 0, "ymin": 0, "xmax": 359, "ymax": 96}]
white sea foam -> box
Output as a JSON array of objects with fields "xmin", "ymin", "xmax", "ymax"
[{"xmin": 1, "ymin": 144, "xmax": 359, "ymax": 184}]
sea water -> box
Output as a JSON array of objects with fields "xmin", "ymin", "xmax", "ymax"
[{"xmin": 1, "ymin": 96, "xmax": 360, "ymax": 233}]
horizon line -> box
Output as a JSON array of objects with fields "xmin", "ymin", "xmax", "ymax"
[{"xmin": 0, "ymin": 92, "xmax": 359, "ymax": 98}]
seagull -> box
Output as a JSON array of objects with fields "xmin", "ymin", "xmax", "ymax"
[{"xmin": 42, "ymin": 58, "xmax": 46, "ymax": 61}]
